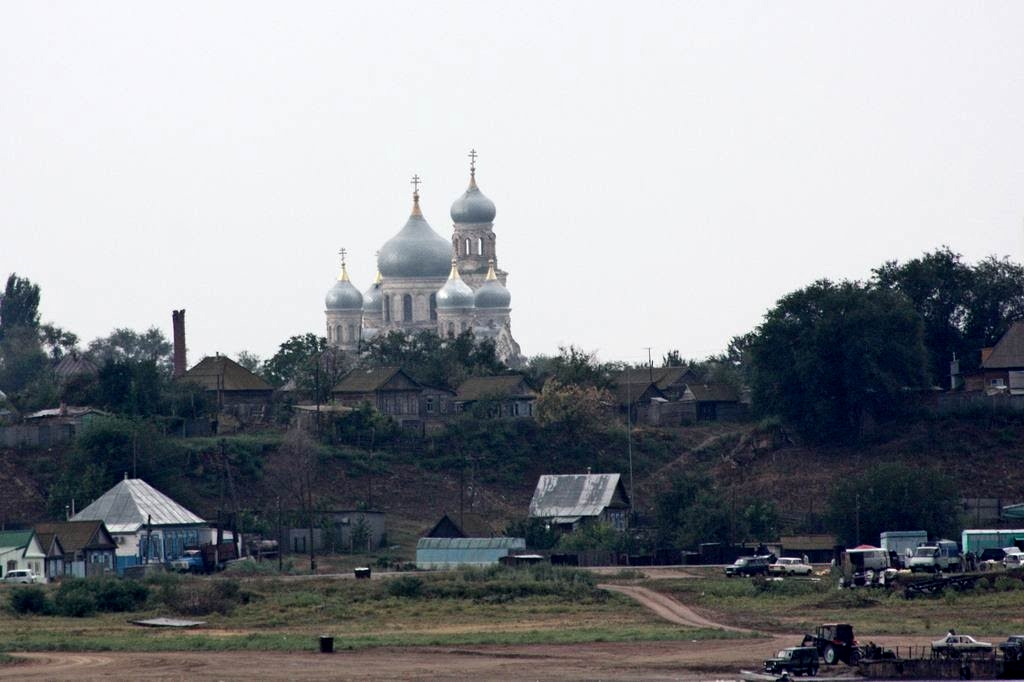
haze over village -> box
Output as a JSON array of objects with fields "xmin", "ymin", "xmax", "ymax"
[{"xmin": 4, "ymin": 3, "xmax": 1024, "ymax": 680}]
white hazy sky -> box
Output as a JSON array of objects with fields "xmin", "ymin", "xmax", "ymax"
[{"xmin": 3, "ymin": 2, "xmax": 1023, "ymax": 367}]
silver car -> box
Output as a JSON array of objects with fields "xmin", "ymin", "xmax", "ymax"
[{"xmin": 2, "ymin": 569, "xmax": 38, "ymax": 584}]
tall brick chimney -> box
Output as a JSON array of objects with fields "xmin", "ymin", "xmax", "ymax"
[{"xmin": 172, "ymin": 309, "xmax": 187, "ymax": 378}]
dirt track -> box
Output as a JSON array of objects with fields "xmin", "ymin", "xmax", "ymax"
[{"xmin": 599, "ymin": 583, "xmax": 757, "ymax": 633}]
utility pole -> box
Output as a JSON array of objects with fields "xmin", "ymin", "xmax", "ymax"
[
  {"xmin": 626, "ymin": 375, "xmax": 635, "ymax": 519},
  {"xmin": 644, "ymin": 346, "xmax": 653, "ymax": 384},
  {"xmin": 277, "ymin": 496, "xmax": 283, "ymax": 573}
]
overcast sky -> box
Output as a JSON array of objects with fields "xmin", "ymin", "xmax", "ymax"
[{"xmin": 3, "ymin": 2, "xmax": 1022, "ymax": 368}]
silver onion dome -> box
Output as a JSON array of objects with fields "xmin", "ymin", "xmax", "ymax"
[
  {"xmin": 362, "ymin": 272, "xmax": 383, "ymax": 312},
  {"xmin": 378, "ymin": 189, "xmax": 452, "ymax": 278},
  {"xmin": 474, "ymin": 260, "xmax": 511, "ymax": 308},
  {"xmin": 436, "ymin": 260, "xmax": 475, "ymax": 309},
  {"xmin": 450, "ymin": 172, "xmax": 496, "ymax": 224},
  {"xmin": 325, "ymin": 264, "xmax": 363, "ymax": 310}
]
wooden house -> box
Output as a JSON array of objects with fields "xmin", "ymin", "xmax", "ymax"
[
  {"xmin": 35, "ymin": 520, "xmax": 117, "ymax": 578},
  {"xmin": 528, "ymin": 473, "xmax": 631, "ymax": 532},
  {"xmin": 454, "ymin": 375, "xmax": 537, "ymax": 418}
]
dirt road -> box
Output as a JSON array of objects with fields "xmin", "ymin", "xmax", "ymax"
[{"xmin": 599, "ymin": 583, "xmax": 757, "ymax": 633}]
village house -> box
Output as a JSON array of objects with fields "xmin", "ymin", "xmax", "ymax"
[
  {"xmin": 965, "ymin": 321, "xmax": 1024, "ymax": 394},
  {"xmin": 528, "ymin": 473, "xmax": 631, "ymax": 533},
  {"xmin": 331, "ymin": 366, "xmax": 453, "ymax": 432},
  {"xmin": 179, "ymin": 355, "xmax": 274, "ymax": 427},
  {"xmin": 0, "ymin": 405, "xmax": 109, "ymax": 448},
  {"xmin": 680, "ymin": 383, "xmax": 745, "ymax": 421},
  {"xmin": 35, "ymin": 520, "xmax": 117, "ymax": 578},
  {"xmin": 454, "ymin": 374, "xmax": 537, "ymax": 418},
  {"xmin": 0, "ymin": 530, "xmax": 46, "ymax": 580},
  {"xmin": 425, "ymin": 512, "xmax": 496, "ymax": 539},
  {"xmin": 71, "ymin": 477, "xmax": 209, "ymax": 574},
  {"xmin": 33, "ymin": 530, "xmax": 65, "ymax": 581}
]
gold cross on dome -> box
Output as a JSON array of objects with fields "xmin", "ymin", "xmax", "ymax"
[
  {"xmin": 338, "ymin": 247, "xmax": 347, "ymax": 267},
  {"xmin": 468, "ymin": 149, "xmax": 478, "ymax": 172},
  {"xmin": 410, "ymin": 174, "xmax": 421, "ymax": 194}
]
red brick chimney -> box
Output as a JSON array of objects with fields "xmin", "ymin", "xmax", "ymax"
[{"xmin": 172, "ymin": 309, "xmax": 187, "ymax": 378}]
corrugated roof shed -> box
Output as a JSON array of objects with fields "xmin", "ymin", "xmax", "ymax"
[
  {"xmin": 529, "ymin": 473, "xmax": 628, "ymax": 522},
  {"xmin": 72, "ymin": 478, "xmax": 205, "ymax": 529},
  {"xmin": 181, "ymin": 356, "xmax": 272, "ymax": 392},
  {"xmin": 415, "ymin": 537, "xmax": 525, "ymax": 569},
  {"xmin": 983, "ymin": 321, "xmax": 1024, "ymax": 369},
  {"xmin": 614, "ymin": 367, "xmax": 696, "ymax": 391}
]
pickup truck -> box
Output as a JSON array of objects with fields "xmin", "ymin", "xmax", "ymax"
[{"xmin": 168, "ymin": 542, "xmax": 238, "ymax": 574}]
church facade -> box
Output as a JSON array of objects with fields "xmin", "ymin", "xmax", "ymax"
[{"xmin": 324, "ymin": 154, "xmax": 521, "ymax": 363}]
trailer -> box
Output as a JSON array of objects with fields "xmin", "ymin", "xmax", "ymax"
[
  {"xmin": 880, "ymin": 531, "xmax": 927, "ymax": 566},
  {"xmin": 961, "ymin": 529, "xmax": 1024, "ymax": 555}
]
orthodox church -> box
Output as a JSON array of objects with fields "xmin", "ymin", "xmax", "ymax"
[{"xmin": 324, "ymin": 153, "xmax": 521, "ymax": 363}]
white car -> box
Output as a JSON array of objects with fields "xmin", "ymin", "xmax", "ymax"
[
  {"xmin": 2, "ymin": 569, "xmax": 38, "ymax": 584},
  {"xmin": 769, "ymin": 557, "xmax": 813, "ymax": 576},
  {"xmin": 931, "ymin": 634, "xmax": 993, "ymax": 656},
  {"xmin": 1004, "ymin": 549, "xmax": 1024, "ymax": 569}
]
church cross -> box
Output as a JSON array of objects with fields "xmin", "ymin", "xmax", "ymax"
[
  {"xmin": 410, "ymin": 174, "xmax": 421, "ymax": 194},
  {"xmin": 338, "ymin": 247, "xmax": 347, "ymax": 267},
  {"xmin": 468, "ymin": 148, "xmax": 478, "ymax": 173}
]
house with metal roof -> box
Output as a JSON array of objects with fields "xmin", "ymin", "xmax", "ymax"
[
  {"xmin": 0, "ymin": 530, "xmax": 46, "ymax": 580},
  {"xmin": 528, "ymin": 473, "xmax": 631, "ymax": 532},
  {"xmin": 35, "ymin": 520, "xmax": 117, "ymax": 578},
  {"xmin": 33, "ymin": 531, "xmax": 65, "ymax": 581},
  {"xmin": 71, "ymin": 477, "xmax": 208, "ymax": 573},
  {"xmin": 964, "ymin": 321, "xmax": 1024, "ymax": 394},
  {"xmin": 454, "ymin": 374, "xmax": 536, "ymax": 418}
]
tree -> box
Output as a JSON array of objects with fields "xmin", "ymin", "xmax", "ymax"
[
  {"xmin": 263, "ymin": 334, "xmax": 351, "ymax": 402},
  {"xmin": 654, "ymin": 471, "xmax": 737, "ymax": 548},
  {"xmin": 0, "ymin": 273, "xmax": 41, "ymax": 338},
  {"xmin": 748, "ymin": 279, "xmax": 928, "ymax": 443},
  {"xmin": 873, "ymin": 247, "xmax": 1024, "ymax": 382},
  {"xmin": 235, "ymin": 350, "xmax": 263, "ymax": 374},
  {"xmin": 360, "ymin": 329, "xmax": 505, "ymax": 390},
  {"xmin": 825, "ymin": 463, "xmax": 960, "ymax": 546},
  {"xmin": 523, "ymin": 345, "xmax": 615, "ymax": 389},
  {"xmin": 95, "ymin": 359, "xmax": 165, "ymax": 416},
  {"xmin": 86, "ymin": 327, "xmax": 173, "ymax": 374},
  {"xmin": 534, "ymin": 380, "xmax": 611, "ymax": 430}
]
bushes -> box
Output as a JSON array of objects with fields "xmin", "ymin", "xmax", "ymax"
[
  {"xmin": 384, "ymin": 566, "xmax": 601, "ymax": 603},
  {"xmin": 8, "ymin": 578, "xmax": 150, "ymax": 618},
  {"xmin": 149, "ymin": 575, "xmax": 249, "ymax": 615},
  {"xmin": 9, "ymin": 586, "xmax": 48, "ymax": 614}
]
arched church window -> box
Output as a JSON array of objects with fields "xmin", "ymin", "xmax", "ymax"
[
  {"xmin": 460, "ymin": 320, "xmax": 468, "ymax": 333},
  {"xmin": 403, "ymin": 294, "xmax": 413, "ymax": 322},
  {"xmin": 476, "ymin": 237, "xmax": 483, "ymax": 255},
  {"xmin": 429, "ymin": 293, "xmax": 437, "ymax": 321},
  {"xmin": 347, "ymin": 324, "xmax": 355, "ymax": 343},
  {"xmin": 336, "ymin": 325, "xmax": 343, "ymax": 341},
  {"xmin": 447, "ymin": 322, "xmax": 455, "ymax": 337},
  {"xmin": 384, "ymin": 296, "xmax": 391, "ymax": 322},
  {"xmin": 464, "ymin": 238, "xmax": 471, "ymax": 256},
  {"xmin": 327, "ymin": 326, "xmax": 332, "ymax": 342}
]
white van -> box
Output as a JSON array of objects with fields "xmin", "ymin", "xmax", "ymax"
[{"xmin": 909, "ymin": 540, "xmax": 961, "ymax": 572}]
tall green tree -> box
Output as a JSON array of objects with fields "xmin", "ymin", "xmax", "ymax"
[
  {"xmin": 873, "ymin": 248, "xmax": 1024, "ymax": 382},
  {"xmin": 264, "ymin": 334, "xmax": 351, "ymax": 401},
  {"xmin": 748, "ymin": 279, "xmax": 928, "ymax": 443},
  {"xmin": 86, "ymin": 327, "xmax": 173, "ymax": 374},
  {"xmin": 654, "ymin": 471, "xmax": 738, "ymax": 548},
  {"xmin": 0, "ymin": 273, "xmax": 41, "ymax": 338},
  {"xmin": 825, "ymin": 462, "xmax": 960, "ymax": 546},
  {"xmin": 360, "ymin": 329, "xmax": 504, "ymax": 390}
]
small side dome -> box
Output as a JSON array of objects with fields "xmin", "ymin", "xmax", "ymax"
[
  {"xmin": 379, "ymin": 188, "xmax": 453, "ymax": 278},
  {"xmin": 474, "ymin": 260, "xmax": 511, "ymax": 309},
  {"xmin": 450, "ymin": 158, "xmax": 496, "ymax": 224},
  {"xmin": 325, "ymin": 263, "xmax": 363, "ymax": 310},
  {"xmin": 436, "ymin": 260, "xmax": 475, "ymax": 309},
  {"xmin": 362, "ymin": 271, "xmax": 383, "ymax": 313}
]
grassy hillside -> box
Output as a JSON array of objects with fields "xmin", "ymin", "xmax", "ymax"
[{"xmin": 3, "ymin": 413, "xmax": 1024, "ymax": 546}]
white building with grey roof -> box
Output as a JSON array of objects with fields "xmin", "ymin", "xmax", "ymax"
[{"xmin": 71, "ymin": 477, "xmax": 210, "ymax": 568}]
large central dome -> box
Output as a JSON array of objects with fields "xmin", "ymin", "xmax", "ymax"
[{"xmin": 378, "ymin": 193, "xmax": 452, "ymax": 278}]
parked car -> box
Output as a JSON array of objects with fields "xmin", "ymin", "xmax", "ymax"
[
  {"xmin": 770, "ymin": 557, "xmax": 813, "ymax": 576},
  {"xmin": 763, "ymin": 646, "xmax": 820, "ymax": 676},
  {"xmin": 2, "ymin": 569, "xmax": 38, "ymax": 584},
  {"xmin": 1004, "ymin": 548, "xmax": 1024, "ymax": 569},
  {"xmin": 999, "ymin": 635, "xmax": 1024, "ymax": 662},
  {"xmin": 931, "ymin": 634, "xmax": 993, "ymax": 657},
  {"xmin": 724, "ymin": 555, "xmax": 771, "ymax": 577}
]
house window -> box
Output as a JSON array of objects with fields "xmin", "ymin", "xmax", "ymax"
[
  {"xmin": 607, "ymin": 510, "xmax": 626, "ymax": 531},
  {"xmin": 403, "ymin": 295, "xmax": 413, "ymax": 322},
  {"xmin": 512, "ymin": 402, "xmax": 520, "ymax": 417},
  {"xmin": 426, "ymin": 396, "xmax": 435, "ymax": 414},
  {"xmin": 991, "ymin": 378, "xmax": 1006, "ymax": 387}
]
